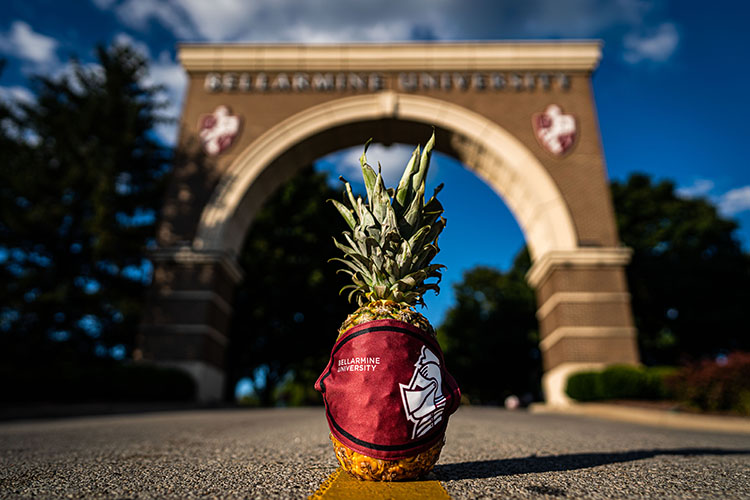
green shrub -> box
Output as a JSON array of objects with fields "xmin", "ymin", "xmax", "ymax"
[
  {"xmin": 599, "ymin": 365, "xmax": 645, "ymax": 399},
  {"xmin": 107, "ymin": 364, "xmax": 196, "ymax": 401},
  {"xmin": 643, "ymin": 366, "xmax": 679, "ymax": 399},
  {"xmin": 5, "ymin": 361, "xmax": 196, "ymax": 403},
  {"xmin": 565, "ymin": 371, "xmax": 601, "ymax": 401},
  {"xmin": 566, "ymin": 365, "xmax": 678, "ymax": 402}
]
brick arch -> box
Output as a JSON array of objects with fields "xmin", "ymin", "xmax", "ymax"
[
  {"xmin": 141, "ymin": 42, "xmax": 640, "ymax": 404},
  {"xmin": 194, "ymin": 91, "xmax": 577, "ymax": 262}
]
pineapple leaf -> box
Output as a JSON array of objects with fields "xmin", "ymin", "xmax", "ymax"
[
  {"xmin": 407, "ymin": 225, "xmax": 431, "ymax": 253},
  {"xmin": 346, "ymin": 286, "xmax": 361, "ymax": 304},
  {"xmin": 383, "ymin": 197, "xmax": 399, "ymax": 235},
  {"xmin": 424, "ymin": 218, "xmax": 446, "ymax": 246},
  {"xmin": 344, "ymin": 232, "xmax": 367, "ymax": 258},
  {"xmin": 401, "ymin": 182, "xmax": 424, "ymax": 238},
  {"xmin": 395, "ymin": 274, "xmax": 418, "ymax": 290},
  {"xmin": 423, "ymin": 263, "xmax": 446, "ymax": 278},
  {"xmin": 371, "ymin": 170, "xmax": 389, "ymax": 224},
  {"xmin": 367, "ymin": 239, "xmax": 384, "ymax": 270},
  {"xmin": 359, "ymin": 138, "xmax": 377, "ymax": 202},
  {"xmin": 356, "ymin": 196, "xmax": 376, "ymax": 229},
  {"xmin": 331, "ymin": 237, "xmax": 356, "ymax": 258},
  {"xmin": 330, "ymin": 243, "xmax": 372, "ymax": 276},
  {"xmin": 417, "ymin": 283, "xmax": 441, "ymax": 296},
  {"xmin": 423, "ymin": 185, "xmax": 445, "ymax": 225},
  {"xmin": 339, "ymin": 176, "xmax": 358, "ymax": 209},
  {"xmin": 329, "ymin": 199, "xmax": 356, "ymax": 230},
  {"xmin": 411, "ymin": 129, "xmax": 435, "ymax": 196},
  {"xmin": 329, "ymin": 255, "xmax": 368, "ymax": 276},
  {"xmin": 384, "ymin": 258, "xmax": 399, "ymax": 283},
  {"xmin": 331, "ymin": 131, "xmax": 445, "ymax": 307},
  {"xmin": 396, "ymin": 239, "xmax": 412, "ymax": 269},
  {"xmin": 413, "ymin": 244, "xmax": 439, "ymax": 270},
  {"xmin": 395, "ymin": 145, "xmax": 420, "ymax": 211},
  {"xmin": 339, "ymin": 284, "xmax": 361, "ymax": 302},
  {"xmin": 365, "ymin": 225, "xmax": 382, "ymax": 241}
]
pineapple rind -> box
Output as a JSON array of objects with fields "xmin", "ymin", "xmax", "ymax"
[
  {"xmin": 338, "ymin": 299, "xmax": 434, "ymax": 339},
  {"xmin": 331, "ymin": 434, "xmax": 444, "ymax": 481},
  {"xmin": 332, "ymin": 299, "xmax": 444, "ymax": 481}
]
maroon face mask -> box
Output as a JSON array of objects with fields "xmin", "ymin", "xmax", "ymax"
[{"xmin": 315, "ymin": 319, "xmax": 461, "ymax": 460}]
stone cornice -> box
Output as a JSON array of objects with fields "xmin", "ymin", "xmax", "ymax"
[
  {"xmin": 178, "ymin": 41, "xmax": 602, "ymax": 73},
  {"xmin": 150, "ymin": 246, "xmax": 244, "ymax": 284},
  {"xmin": 526, "ymin": 247, "xmax": 633, "ymax": 288}
]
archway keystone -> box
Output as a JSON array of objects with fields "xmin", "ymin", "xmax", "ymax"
[{"xmin": 140, "ymin": 42, "xmax": 639, "ymax": 404}]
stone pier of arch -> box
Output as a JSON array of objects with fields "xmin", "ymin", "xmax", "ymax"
[{"xmin": 138, "ymin": 42, "xmax": 640, "ymax": 405}]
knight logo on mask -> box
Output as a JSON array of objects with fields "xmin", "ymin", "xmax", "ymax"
[
  {"xmin": 315, "ymin": 319, "xmax": 460, "ymax": 460},
  {"xmin": 400, "ymin": 346, "xmax": 446, "ymax": 439}
]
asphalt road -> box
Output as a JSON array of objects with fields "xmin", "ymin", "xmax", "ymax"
[{"xmin": 1, "ymin": 407, "xmax": 748, "ymax": 499}]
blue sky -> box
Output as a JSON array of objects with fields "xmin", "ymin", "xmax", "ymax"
[{"xmin": 1, "ymin": 0, "xmax": 748, "ymax": 326}]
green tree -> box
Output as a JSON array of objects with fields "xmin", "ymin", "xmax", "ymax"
[
  {"xmin": 612, "ymin": 173, "xmax": 750, "ymax": 365},
  {"xmin": 438, "ymin": 249, "xmax": 541, "ymax": 404},
  {"xmin": 0, "ymin": 43, "xmax": 169, "ymax": 372},
  {"xmin": 225, "ymin": 167, "xmax": 352, "ymax": 405}
]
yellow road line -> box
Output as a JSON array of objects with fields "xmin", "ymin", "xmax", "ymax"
[{"xmin": 310, "ymin": 468, "xmax": 451, "ymax": 499}]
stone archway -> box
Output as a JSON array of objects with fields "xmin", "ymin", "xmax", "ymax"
[
  {"xmin": 194, "ymin": 92, "xmax": 577, "ymax": 261},
  {"xmin": 139, "ymin": 42, "xmax": 639, "ymax": 404}
]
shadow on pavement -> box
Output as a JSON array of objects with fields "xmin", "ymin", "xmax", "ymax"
[{"xmin": 434, "ymin": 448, "xmax": 750, "ymax": 480}]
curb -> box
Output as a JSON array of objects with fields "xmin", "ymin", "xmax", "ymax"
[{"xmin": 529, "ymin": 402, "xmax": 750, "ymax": 435}]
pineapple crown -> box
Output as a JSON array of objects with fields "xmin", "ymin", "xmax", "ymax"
[{"xmin": 330, "ymin": 130, "xmax": 446, "ymax": 307}]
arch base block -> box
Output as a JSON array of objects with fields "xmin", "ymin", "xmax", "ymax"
[
  {"xmin": 137, "ymin": 247, "xmax": 243, "ymax": 402},
  {"xmin": 529, "ymin": 248, "xmax": 640, "ymax": 405}
]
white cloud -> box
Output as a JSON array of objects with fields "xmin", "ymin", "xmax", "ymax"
[
  {"xmin": 145, "ymin": 51, "xmax": 186, "ymax": 92},
  {"xmin": 623, "ymin": 22, "xmax": 679, "ymax": 64},
  {"xmin": 103, "ymin": 0, "xmax": 430, "ymax": 42},
  {"xmin": 677, "ymin": 178, "xmax": 714, "ymax": 199},
  {"xmin": 113, "ymin": 32, "xmax": 151, "ymax": 59},
  {"xmin": 114, "ymin": 0, "xmax": 195, "ymax": 39},
  {"xmin": 274, "ymin": 20, "xmax": 414, "ymax": 44},
  {"xmin": 50, "ymin": 59, "xmax": 105, "ymax": 95},
  {"xmin": 0, "ymin": 21, "xmax": 58, "ymax": 66},
  {"xmin": 520, "ymin": 0, "xmax": 648, "ymax": 38},
  {"xmin": 105, "ymin": 33, "xmax": 188, "ymax": 145},
  {"xmin": 718, "ymin": 186, "xmax": 750, "ymax": 216},
  {"xmin": 163, "ymin": 0, "xmax": 260, "ymax": 40},
  {"xmin": 94, "ymin": 0, "xmax": 657, "ymax": 44},
  {"xmin": 0, "ymin": 85, "xmax": 35, "ymax": 106},
  {"xmin": 33, "ymin": 29, "xmax": 186, "ymax": 146},
  {"xmin": 144, "ymin": 51, "xmax": 187, "ymax": 145},
  {"xmin": 676, "ymin": 180, "xmax": 750, "ymax": 217},
  {"xmin": 89, "ymin": 0, "xmax": 680, "ymax": 72},
  {"xmin": 0, "ymin": 85, "xmax": 39, "ymax": 144},
  {"xmin": 321, "ymin": 143, "xmax": 417, "ymax": 188}
]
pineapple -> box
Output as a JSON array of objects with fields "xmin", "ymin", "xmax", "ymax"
[{"xmin": 325, "ymin": 130, "xmax": 451, "ymax": 481}]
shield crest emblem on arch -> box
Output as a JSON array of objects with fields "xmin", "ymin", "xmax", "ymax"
[
  {"xmin": 198, "ymin": 105, "xmax": 241, "ymax": 156},
  {"xmin": 532, "ymin": 104, "xmax": 577, "ymax": 156}
]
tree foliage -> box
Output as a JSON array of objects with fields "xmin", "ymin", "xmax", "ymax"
[
  {"xmin": 612, "ymin": 173, "xmax": 750, "ymax": 364},
  {"xmin": 225, "ymin": 167, "xmax": 352, "ymax": 405},
  {"xmin": 0, "ymin": 43, "xmax": 170, "ymax": 370},
  {"xmin": 439, "ymin": 174, "xmax": 750, "ymax": 404},
  {"xmin": 438, "ymin": 249, "xmax": 541, "ymax": 404}
]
